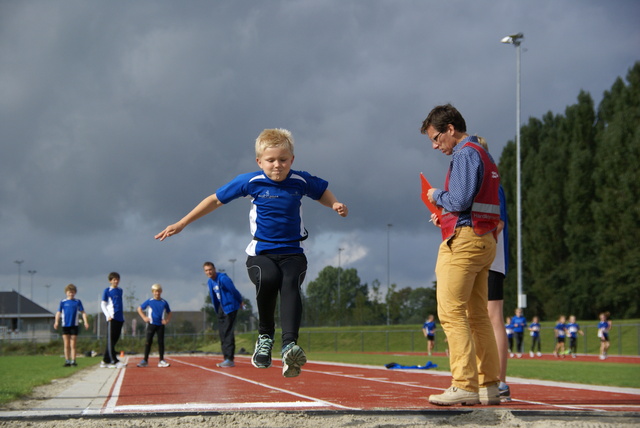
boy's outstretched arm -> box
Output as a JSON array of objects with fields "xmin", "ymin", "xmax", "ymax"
[
  {"xmin": 318, "ymin": 189, "xmax": 348, "ymax": 217},
  {"xmin": 155, "ymin": 194, "xmax": 224, "ymax": 241}
]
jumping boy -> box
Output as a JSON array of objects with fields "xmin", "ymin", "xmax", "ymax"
[
  {"xmin": 53, "ymin": 284, "xmax": 89, "ymax": 367},
  {"xmin": 101, "ymin": 272, "xmax": 125, "ymax": 368},
  {"xmin": 137, "ymin": 284, "xmax": 172, "ymax": 368},
  {"xmin": 155, "ymin": 128, "xmax": 348, "ymax": 377}
]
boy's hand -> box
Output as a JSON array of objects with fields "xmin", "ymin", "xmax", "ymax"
[
  {"xmin": 162, "ymin": 319, "xmax": 168, "ymax": 325},
  {"xmin": 85, "ymin": 323, "xmax": 90, "ymax": 329},
  {"xmin": 155, "ymin": 222, "xmax": 185, "ymax": 241},
  {"xmin": 53, "ymin": 322, "xmax": 58, "ymax": 329},
  {"xmin": 333, "ymin": 202, "xmax": 348, "ymax": 217}
]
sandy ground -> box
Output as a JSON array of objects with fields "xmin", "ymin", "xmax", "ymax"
[{"xmin": 1, "ymin": 367, "xmax": 638, "ymax": 427}]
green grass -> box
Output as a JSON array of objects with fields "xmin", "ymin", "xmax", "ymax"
[
  {"xmin": 306, "ymin": 352, "xmax": 640, "ymax": 389},
  {"xmin": 0, "ymin": 356, "xmax": 98, "ymax": 406}
]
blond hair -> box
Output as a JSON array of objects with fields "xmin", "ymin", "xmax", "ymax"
[
  {"xmin": 476, "ymin": 135, "xmax": 489, "ymax": 151},
  {"xmin": 255, "ymin": 128, "xmax": 294, "ymax": 157},
  {"xmin": 64, "ymin": 284, "xmax": 77, "ymax": 293},
  {"xmin": 151, "ymin": 283, "xmax": 163, "ymax": 291}
]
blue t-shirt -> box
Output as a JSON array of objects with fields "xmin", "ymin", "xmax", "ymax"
[
  {"xmin": 58, "ymin": 298, "xmax": 85, "ymax": 327},
  {"xmin": 216, "ymin": 170, "xmax": 328, "ymax": 256},
  {"xmin": 555, "ymin": 322, "xmax": 566, "ymax": 337},
  {"xmin": 566, "ymin": 322, "xmax": 580, "ymax": 339},
  {"xmin": 102, "ymin": 287, "xmax": 125, "ymax": 322},
  {"xmin": 208, "ymin": 272, "xmax": 243, "ymax": 315},
  {"xmin": 529, "ymin": 322, "xmax": 541, "ymax": 337},
  {"xmin": 505, "ymin": 323, "xmax": 514, "ymax": 338},
  {"xmin": 423, "ymin": 321, "xmax": 436, "ymax": 336},
  {"xmin": 512, "ymin": 315, "xmax": 527, "ymax": 333},
  {"xmin": 140, "ymin": 298, "xmax": 171, "ymax": 326}
]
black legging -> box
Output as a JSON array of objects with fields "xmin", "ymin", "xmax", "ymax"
[
  {"xmin": 530, "ymin": 335, "xmax": 541, "ymax": 353},
  {"xmin": 143, "ymin": 323, "xmax": 166, "ymax": 361},
  {"xmin": 515, "ymin": 332, "xmax": 524, "ymax": 354},
  {"xmin": 246, "ymin": 253, "xmax": 307, "ymax": 347}
]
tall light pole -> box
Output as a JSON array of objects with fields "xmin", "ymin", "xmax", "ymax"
[
  {"xmin": 337, "ymin": 247, "xmax": 344, "ymax": 327},
  {"xmin": 28, "ymin": 270, "xmax": 37, "ymax": 300},
  {"xmin": 386, "ymin": 224, "xmax": 392, "ymax": 326},
  {"xmin": 14, "ymin": 260, "xmax": 24, "ymax": 331},
  {"xmin": 228, "ymin": 258, "xmax": 237, "ymax": 282},
  {"xmin": 501, "ymin": 32, "xmax": 526, "ymax": 309}
]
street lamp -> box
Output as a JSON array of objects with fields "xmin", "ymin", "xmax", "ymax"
[
  {"xmin": 501, "ymin": 32, "xmax": 526, "ymax": 309},
  {"xmin": 28, "ymin": 270, "xmax": 37, "ymax": 300},
  {"xmin": 14, "ymin": 260, "xmax": 24, "ymax": 332},
  {"xmin": 337, "ymin": 247, "xmax": 344, "ymax": 327},
  {"xmin": 386, "ymin": 224, "xmax": 392, "ymax": 326}
]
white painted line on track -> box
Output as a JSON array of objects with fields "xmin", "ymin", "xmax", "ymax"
[
  {"xmin": 169, "ymin": 357, "xmax": 355, "ymax": 411},
  {"xmin": 111, "ymin": 401, "xmax": 328, "ymax": 413},
  {"xmin": 102, "ymin": 363, "xmax": 128, "ymax": 414}
]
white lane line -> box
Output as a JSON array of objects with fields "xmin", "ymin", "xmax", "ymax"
[
  {"xmin": 102, "ymin": 363, "xmax": 127, "ymax": 414},
  {"xmin": 162, "ymin": 357, "xmax": 355, "ymax": 411},
  {"xmin": 112, "ymin": 401, "xmax": 328, "ymax": 412}
]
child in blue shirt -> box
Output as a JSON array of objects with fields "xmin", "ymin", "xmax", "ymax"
[
  {"xmin": 566, "ymin": 315, "xmax": 584, "ymax": 358},
  {"xmin": 553, "ymin": 315, "xmax": 567, "ymax": 358},
  {"xmin": 422, "ymin": 314, "xmax": 437, "ymax": 356},
  {"xmin": 511, "ymin": 308, "xmax": 527, "ymax": 358},
  {"xmin": 505, "ymin": 317, "xmax": 514, "ymax": 358},
  {"xmin": 597, "ymin": 311, "xmax": 612, "ymax": 360},
  {"xmin": 137, "ymin": 284, "xmax": 172, "ymax": 368},
  {"xmin": 53, "ymin": 284, "xmax": 89, "ymax": 367},
  {"xmin": 528, "ymin": 316, "xmax": 542, "ymax": 357},
  {"xmin": 156, "ymin": 128, "xmax": 348, "ymax": 378},
  {"xmin": 100, "ymin": 272, "xmax": 125, "ymax": 368}
]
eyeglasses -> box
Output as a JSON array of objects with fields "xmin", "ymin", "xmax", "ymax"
[{"xmin": 432, "ymin": 132, "xmax": 442, "ymax": 143}]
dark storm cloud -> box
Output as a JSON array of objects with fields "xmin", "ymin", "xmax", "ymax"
[{"xmin": 1, "ymin": 0, "xmax": 638, "ymax": 311}]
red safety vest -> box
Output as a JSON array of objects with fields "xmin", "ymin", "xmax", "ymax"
[{"xmin": 440, "ymin": 142, "xmax": 501, "ymax": 241}]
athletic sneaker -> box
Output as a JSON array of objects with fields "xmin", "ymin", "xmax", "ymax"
[
  {"xmin": 216, "ymin": 359, "xmax": 235, "ymax": 368},
  {"xmin": 252, "ymin": 334, "xmax": 274, "ymax": 369},
  {"xmin": 100, "ymin": 361, "xmax": 114, "ymax": 368},
  {"xmin": 281, "ymin": 342, "xmax": 307, "ymax": 378},
  {"xmin": 64, "ymin": 360, "xmax": 71, "ymax": 367},
  {"xmin": 115, "ymin": 361, "xmax": 127, "ymax": 369},
  {"xmin": 158, "ymin": 360, "xmax": 170, "ymax": 368},
  {"xmin": 498, "ymin": 383, "xmax": 511, "ymax": 402},
  {"xmin": 429, "ymin": 386, "xmax": 479, "ymax": 406},
  {"xmin": 529, "ymin": 351, "xmax": 534, "ymax": 358},
  {"xmin": 479, "ymin": 383, "xmax": 501, "ymax": 405},
  {"xmin": 137, "ymin": 360, "xmax": 148, "ymax": 367},
  {"xmin": 70, "ymin": 360, "xmax": 77, "ymax": 366},
  {"xmin": 536, "ymin": 352, "xmax": 542, "ymax": 357}
]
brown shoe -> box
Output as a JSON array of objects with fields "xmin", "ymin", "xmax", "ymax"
[{"xmin": 429, "ymin": 386, "xmax": 480, "ymax": 406}]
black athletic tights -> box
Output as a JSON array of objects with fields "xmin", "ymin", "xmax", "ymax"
[{"xmin": 246, "ymin": 253, "xmax": 307, "ymax": 348}]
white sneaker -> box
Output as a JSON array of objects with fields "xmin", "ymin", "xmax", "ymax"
[
  {"xmin": 158, "ymin": 360, "xmax": 170, "ymax": 368},
  {"xmin": 509, "ymin": 353, "xmax": 514, "ymax": 358},
  {"xmin": 429, "ymin": 386, "xmax": 479, "ymax": 406},
  {"xmin": 529, "ymin": 351, "xmax": 534, "ymax": 358},
  {"xmin": 115, "ymin": 362, "xmax": 127, "ymax": 368},
  {"xmin": 479, "ymin": 383, "xmax": 501, "ymax": 405},
  {"xmin": 536, "ymin": 352, "xmax": 542, "ymax": 357}
]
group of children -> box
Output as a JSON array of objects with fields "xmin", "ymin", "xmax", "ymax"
[
  {"xmin": 502, "ymin": 310, "xmax": 612, "ymax": 359},
  {"xmin": 53, "ymin": 272, "xmax": 173, "ymax": 368}
]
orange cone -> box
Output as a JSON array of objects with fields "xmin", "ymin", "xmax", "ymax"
[{"xmin": 120, "ymin": 351, "xmax": 125, "ymax": 358}]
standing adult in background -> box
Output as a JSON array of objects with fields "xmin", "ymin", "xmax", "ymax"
[
  {"xmin": 204, "ymin": 261, "xmax": 244, "ymax": 368},
  {"xmin": 421, "ymin": 104, "xmax": 501, "ymax": 406},
  {"xmin": 477, "ymin": 136, "xmax": 511, "ymax": 401}
]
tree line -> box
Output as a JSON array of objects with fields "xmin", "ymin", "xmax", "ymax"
[{"xmin": 498, "ymin": 61, "xmax": 640, "ymax": 320}]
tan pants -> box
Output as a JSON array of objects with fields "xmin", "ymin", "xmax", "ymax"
[{"xmin": 435, "ymin": 227, "xmax": 500, "ymax": 392}]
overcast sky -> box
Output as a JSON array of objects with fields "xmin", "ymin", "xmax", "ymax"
[{"xmin": 1, "ymin": 0, "xmax": 638, "ymax": 316}]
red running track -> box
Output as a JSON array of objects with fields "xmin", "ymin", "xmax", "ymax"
[{"xmin": 101, "ymin": 355, "xmax": 640, "ymax": 414}]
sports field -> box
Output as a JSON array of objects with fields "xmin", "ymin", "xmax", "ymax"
[{"xmin": 1, "ymin": 353, "xmax": 638, "ymax": 427}]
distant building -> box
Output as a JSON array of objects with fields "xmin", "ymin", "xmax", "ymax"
[{"xmin": 0, "ymin": 291, "xmax": 55, "ymax": 341}]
